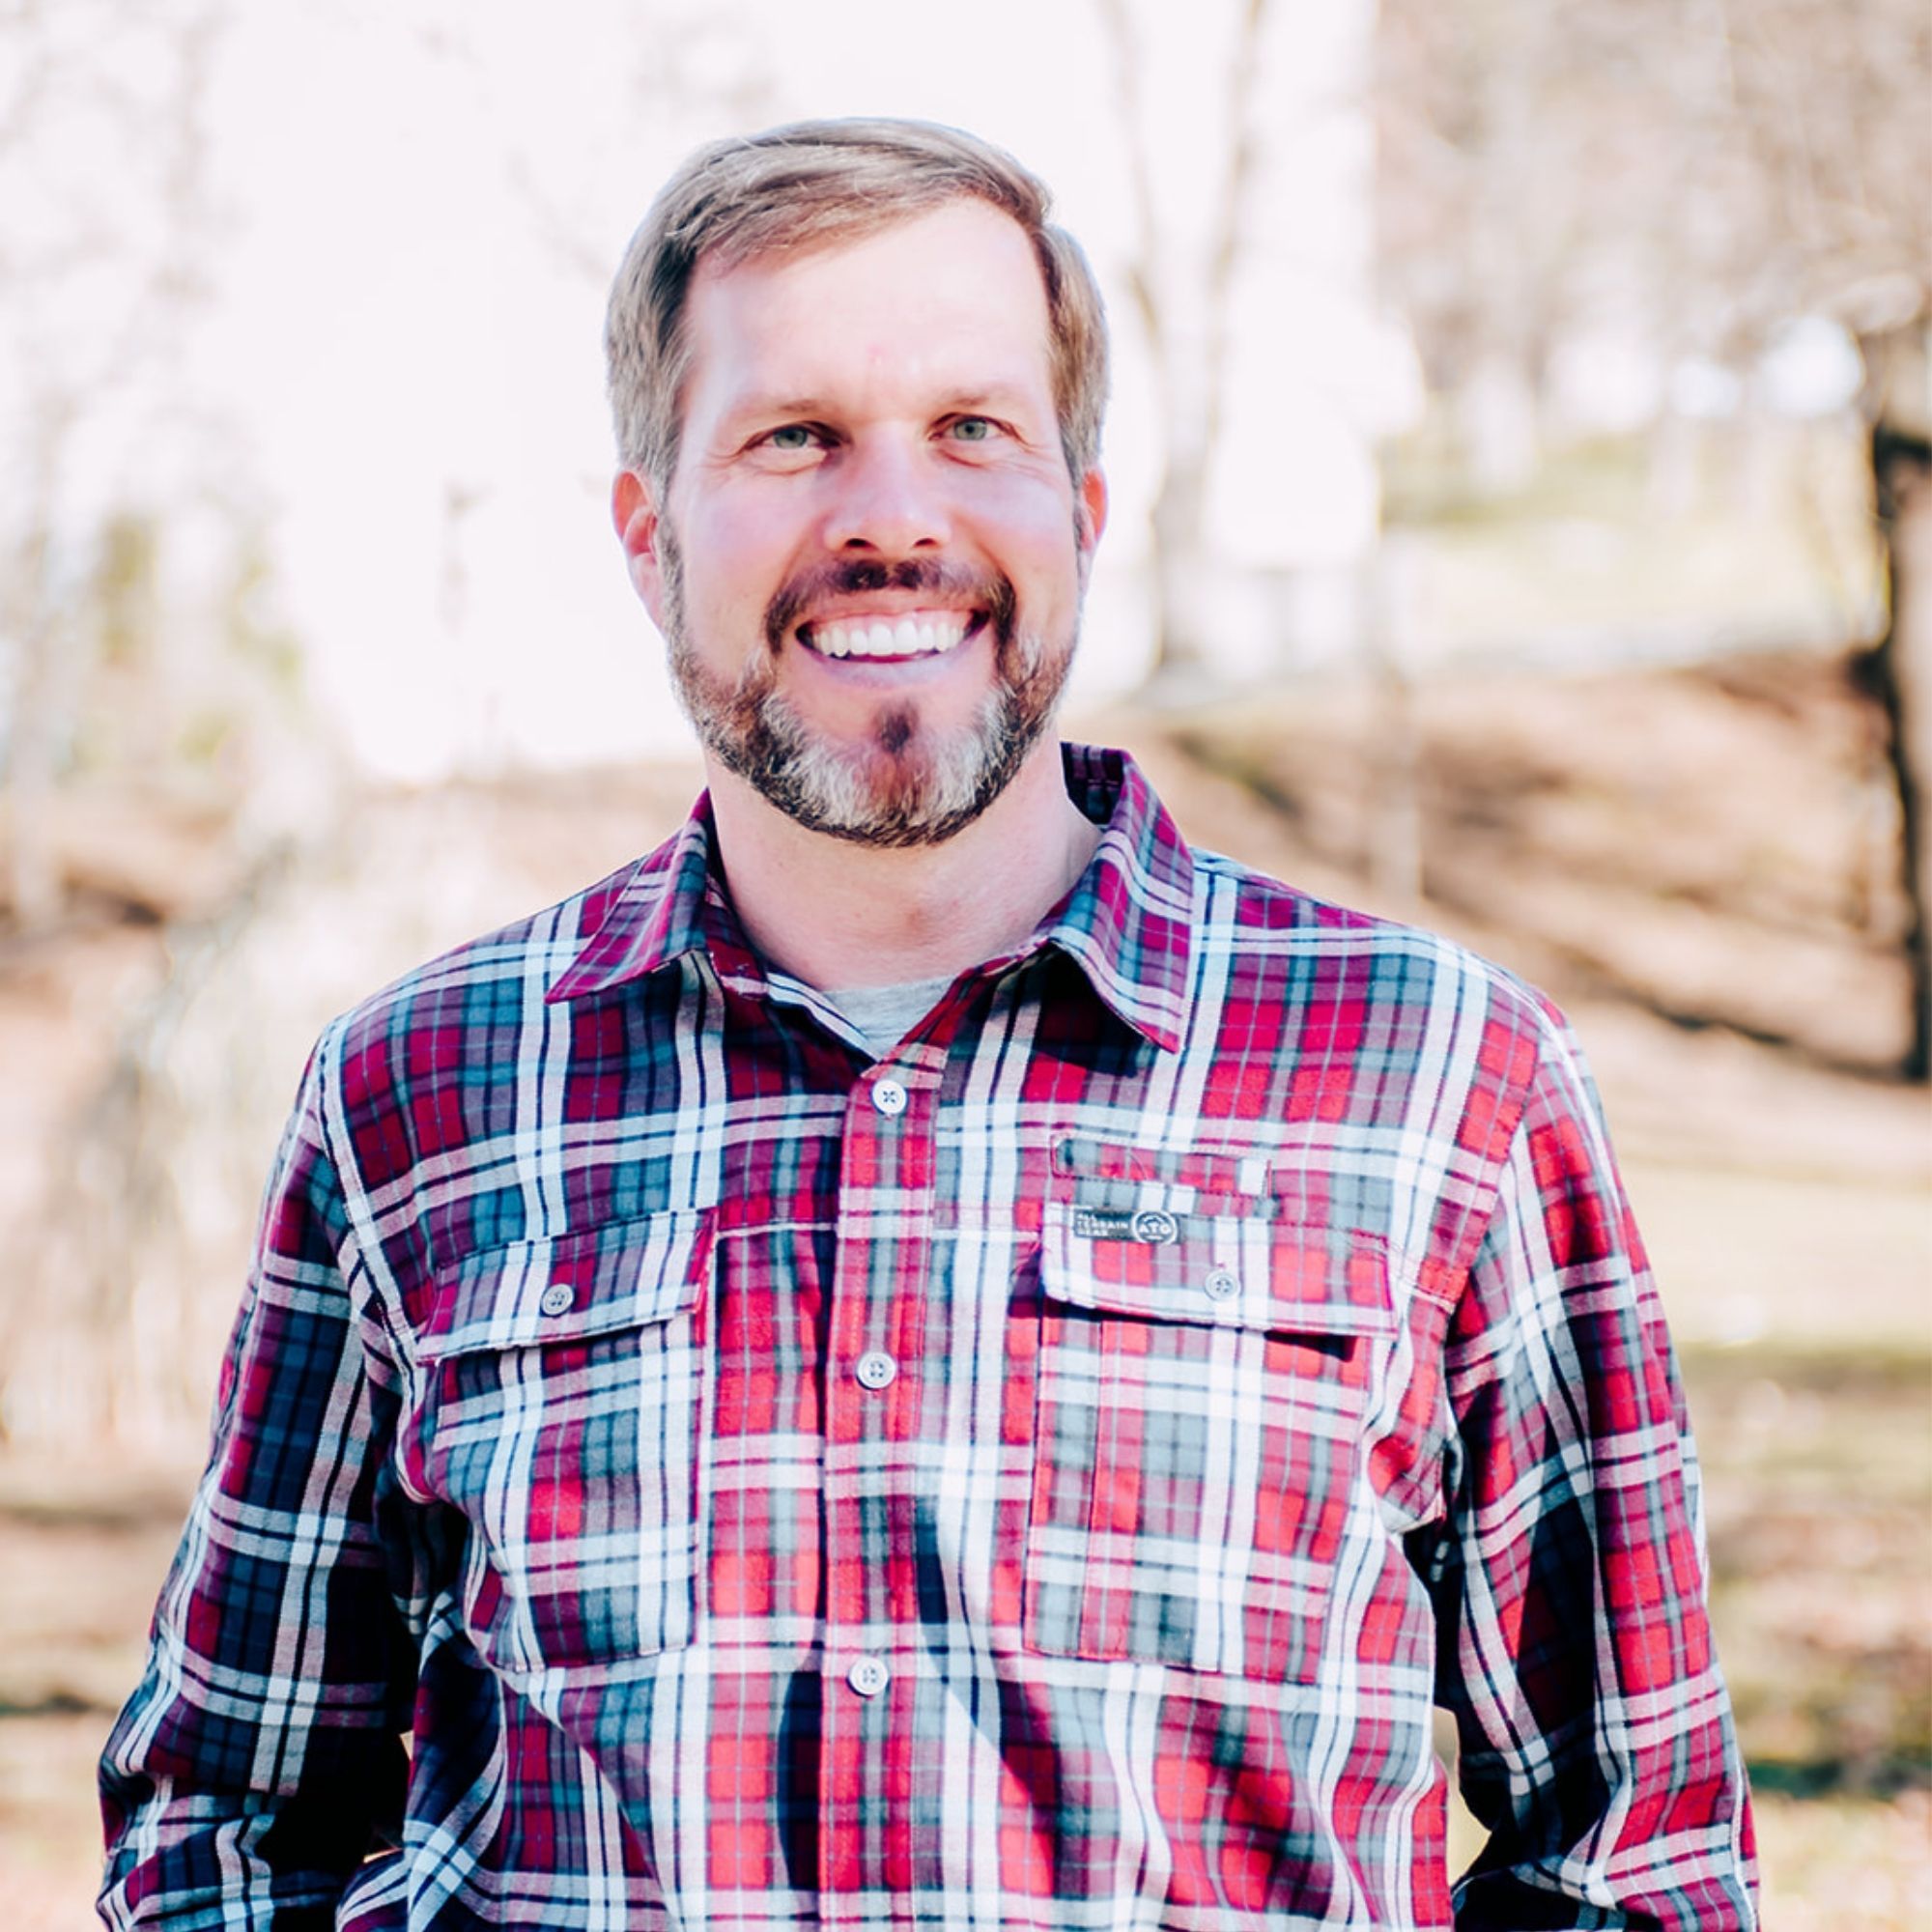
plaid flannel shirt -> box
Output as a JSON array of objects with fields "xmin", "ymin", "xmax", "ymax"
[{"xmin": 100, "ymin": 744, "xmax": 1756, "ymax": 1929}]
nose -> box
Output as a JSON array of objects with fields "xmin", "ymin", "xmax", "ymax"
[{"xmin": 820, "ymin": 433, "xmax": 951, "ymax": 554}]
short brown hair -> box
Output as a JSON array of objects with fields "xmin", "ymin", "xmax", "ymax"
[{"xmin": 606, "ymin": 118, "xmax": 1109, "ymax": 492}]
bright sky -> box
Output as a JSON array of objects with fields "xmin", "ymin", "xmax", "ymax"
[{"xmin": 12, "ymin": 0, "xmax": 1399, "ymax": 780}]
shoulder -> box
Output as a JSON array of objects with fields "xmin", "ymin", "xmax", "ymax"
[
  {"xmin": 302, "ymin": 834, "xmax": 687, "ymax": 1203},
  {"xmin": 327, "ymin": 851, "xmax": 650, "ymax": 1060},
  {"xmin": 1189, "ymin": 845, "xmax": 1562, "ymax": 1040},
  {"xmin": 1174, "ymin": 845, "xmax": 1586, "ymax": 1182}
]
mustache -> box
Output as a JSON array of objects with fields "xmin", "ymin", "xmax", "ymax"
[{"xmin": 764, "ymin": 556, "xmax": 1016, "ymax": 651}]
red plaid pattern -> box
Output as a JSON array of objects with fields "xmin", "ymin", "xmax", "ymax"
[{"xmin": 100, "ymin": 745, "xmax": 1756, "ymax": 1928}]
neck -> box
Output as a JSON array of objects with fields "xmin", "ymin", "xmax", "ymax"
[{"xmin": 703, "ymin": 740, "xmax": 1101, "ymax": 990}]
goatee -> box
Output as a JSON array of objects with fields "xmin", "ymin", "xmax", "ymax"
[{"xmin": 661, "ymin": 546, "xmax": 1073, "ymax": 848}]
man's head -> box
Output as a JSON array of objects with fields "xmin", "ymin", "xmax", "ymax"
[
  {"xmin": 607, "ymin": 119, "xmax": 1109, "ymax": 500},
  {"xmin": 605, "ymin": 121, "xmax": 1111, "ymax": 849}
]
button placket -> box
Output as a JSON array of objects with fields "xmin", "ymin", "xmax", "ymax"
[{"xmin": 822, "ymin": 1059, "xmax": 929, "ymax": 1845}]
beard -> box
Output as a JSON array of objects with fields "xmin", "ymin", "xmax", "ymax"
[{"xmin": 658, "ymin": 534, "xmax": 1078, "ymax": 848}]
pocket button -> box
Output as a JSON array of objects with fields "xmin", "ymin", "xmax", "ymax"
[
  {"xmin": 538, "ymin": 1282, "xmax": 576, "ymax": 1317},
  {"xmin": 1203, "ymin": 1266, "xmax": 1239, "ymax": 1301},
  {"xmin": 847, "ymin": 1655, "xmax": 890, "ymax": 1697}
]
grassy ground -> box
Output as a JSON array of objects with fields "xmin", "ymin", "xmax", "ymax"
[
  {"xmin": 0, "ymin": 1466, "xmax": 193, "ymax": 1930},
  {"xmin": 1692, "ymin": 1344, "xmax": 1930, "ymax": 1802}
]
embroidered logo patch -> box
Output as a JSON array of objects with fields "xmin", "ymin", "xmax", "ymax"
[{"xmin": 1072, "ymin": 1207, "xmax": 1180, "ymax": 1245}]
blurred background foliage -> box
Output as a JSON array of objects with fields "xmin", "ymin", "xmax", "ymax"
[{"xmin": 1, "ymin": 1, "xmax": 1927, "ymax": 1925}]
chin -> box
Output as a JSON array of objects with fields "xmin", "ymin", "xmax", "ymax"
[
  {"xmin": 674, "ymin": 611, "xmax": 1076, "ymax": 848},
  {"xmin": 736, "ymin": 689, "xmax": 1047, "ymax": 848}
]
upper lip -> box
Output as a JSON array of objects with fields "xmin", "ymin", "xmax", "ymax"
[{"xmin": 796, "ymin": 600, "xmax": 980, "ymax": 632}]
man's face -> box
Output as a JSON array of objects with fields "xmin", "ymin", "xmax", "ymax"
[{"xmin": 613, "ymin": 198, "xmax": 1107, "ymax": 846}]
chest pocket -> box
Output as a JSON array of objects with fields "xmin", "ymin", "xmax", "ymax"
[
  {"xmin": 412, "ymin": 1209, "xmax": 713, "ymax": 1677},
  {"xmin": 1025, "ymin": 1190, "xmax": 1394, "ymax": 1682}
]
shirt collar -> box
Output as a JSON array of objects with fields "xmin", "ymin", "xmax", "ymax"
[
  {"xmin": 546, "ymin": 743, "xmax": 1195, "ymax": 1053},
  {"xmin": 1042, "ymin": 744, "xmax": 1193, "ymax": 1052}
]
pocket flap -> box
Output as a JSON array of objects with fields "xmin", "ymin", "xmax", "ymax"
[
  {"xmin": 418, "ymin": 1209, "xmax": 713, "ymax": 1358},
  {"xmin": 1040, "ymin": 1195, "xmax": 1395, "ymax": 1339}
]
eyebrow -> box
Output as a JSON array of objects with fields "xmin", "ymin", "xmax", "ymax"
[
  {"xmin": 721, "ymin": 384, "xmax": 1036, "ymax": 431},
  {"xmin": 725, "ymin": 394, "xmax": 829, "ymax": 427},
  {"xmin": 935, "ymin": 389, "xmax": 1025, "ymax": 415}
]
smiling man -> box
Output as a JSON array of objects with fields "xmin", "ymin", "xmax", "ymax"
[
  {"xmin": 623, "ymin": 196, "xmax": 1098, "ymax": 848},
  {"xmin": 610, "ymin": 186, "xmax": 1112, "ymax": 1002},
  {"xmin": 100, "ymin": 121, "xmax": 1757, "ymax": 1930}
]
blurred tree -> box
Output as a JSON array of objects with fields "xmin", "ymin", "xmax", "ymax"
[
  {"xmin": 1, "ymin": 0, "xmax": 783, "ymax": 1451},
  {"xmin": 1374, "ymin": 0, "xmax": 1932, "ymax": 1074},
  {"xmin": 0, "ymin": 0, "xmax": 227, "ymax": 932},
  {"xmin": 1096, "ymin": 0, "xmax": 1273, "ymax": 683}
]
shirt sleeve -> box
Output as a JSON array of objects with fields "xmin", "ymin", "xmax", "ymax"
[
  {"xmin": 1428, "ymin": 1010, "xmax": 1758, "ymax": 1929},
  {"xmin": 98, "ymin": 1037, "xmax": 413, "ymax": 1928}
]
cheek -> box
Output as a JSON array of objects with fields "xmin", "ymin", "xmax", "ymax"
[
  {"xmin": 965, "ymin": 472, "xmax": 1083, "ymax": 578},
  {"xmin": 676, "ymin": 497, "xmax": 795, "ymax": 614}
]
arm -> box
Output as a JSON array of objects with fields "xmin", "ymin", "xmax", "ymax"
[
  {"xmin": 99, "ymin": 1039, "xmax": 413, "ymax": 1928},
  {"xmin": 1429, "ymin": 1012, "xmax": 1757, "ymax": 1930}
]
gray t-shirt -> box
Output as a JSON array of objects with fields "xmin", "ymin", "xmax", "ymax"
[{"xmin": 823, "ymin": 976, "xmax": 955, "ymax": 1061}]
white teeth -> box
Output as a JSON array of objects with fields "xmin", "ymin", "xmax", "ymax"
[{"xmin": 809, "ymin": 612, "xmax": 970, "ymax": 659}]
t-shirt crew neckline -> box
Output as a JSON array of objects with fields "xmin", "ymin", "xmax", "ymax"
[{"xmin": 821, "ymin": 975, "xmax": 958, "ymax": 1061}]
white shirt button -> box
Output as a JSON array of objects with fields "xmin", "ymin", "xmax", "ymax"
[
  {"xmin": 854, "ymin": 1350, "xmax": 898, "ymax": 1391},
  {"xmin": 846, "ymin": 1655, "xmax": 890, "ymax": 1697},
  {"xmin": 538, "ymin": 1282, "xmax": 576, "ymax": 1317},
  {"xmin": 871, "ymin": 1078, "xmax": 909, "ymax": 1117},
  {"xmin": 1203, "ymin": 1266, "xmax": 1239, "ymax": 1301}
]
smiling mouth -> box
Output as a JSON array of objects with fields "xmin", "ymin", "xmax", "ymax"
[{"xmin": 799, "ymin": 610, "xmax": 981, "ymax": 661}]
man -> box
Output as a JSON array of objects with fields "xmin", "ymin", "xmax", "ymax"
[{"xmin": 101, "ymin": 120, "xmax": 1757, "ymax": 1929}]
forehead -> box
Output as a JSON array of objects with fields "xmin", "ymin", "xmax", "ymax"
[{"xmin": 679, "ymin": 200, "xmax": 1055, "ymax": 419}]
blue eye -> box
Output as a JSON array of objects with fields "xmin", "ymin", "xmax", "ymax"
[
  {"xmin": 951, "ymin": 417, "xmax": 995, "ymax": 441},
  {"xmin": 767, "ymin": 425, "xmax": 814, "ymax": 450}
]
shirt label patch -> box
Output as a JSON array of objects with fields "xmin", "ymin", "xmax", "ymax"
[{"xmin": 1072, "ymin": 1207, "xmax": 1180, "ymax": 1246}]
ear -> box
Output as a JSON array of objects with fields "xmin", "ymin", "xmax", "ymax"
[
  {"xmin": 1076, "ymin": 466, "xmax": 1109, "ymax": 577},
  {"xmin": 611, "ymin": 469, "xmax": 670, "ymax": 626}
]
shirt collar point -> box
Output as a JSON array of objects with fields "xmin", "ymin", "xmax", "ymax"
[
  {"xmin": 548, "ymin": 802, "xmax": 716, "ymax": 1002},
  {"xmin": 1045, "ymin": 742, "xmax": 1196, "ymax": 1046}
]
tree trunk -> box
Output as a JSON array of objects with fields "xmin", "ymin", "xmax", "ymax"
[
  {"xmin": 0, "ymin": 410, "xmax": 70, "ymax": 933},
  {"xmin": 1364, "ymin": 535, "xmax": 1423, "ymax": 915},
  {"xmin": 1101, "ymin": 0, "xmax": 1271, "ymax": 686},
  {"xmin": 1871, "ymin": 417, "xmax": 1932, "ymax": 1080}
]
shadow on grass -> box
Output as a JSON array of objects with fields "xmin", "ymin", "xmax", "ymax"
[
  {"xmin": 1682, "ymin": 1343, "xmax": 1932, "ymax": 1808},
  {"xmin": 1747, "ymin": 1757, "xmax": 1931, "ymax": 1801}
]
